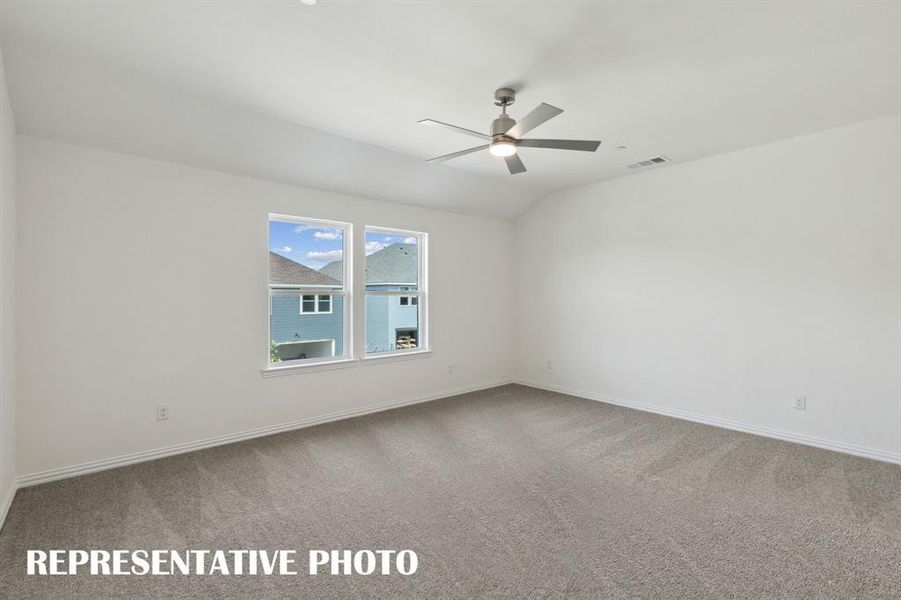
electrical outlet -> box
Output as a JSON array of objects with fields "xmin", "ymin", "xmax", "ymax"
[
  {"xmin": 447, "ymin": 364, "xmax": 454, "ymax": 375},
  {"xmin": 793, "ymin": 395, "xmax": 807, "ymax": 411},
  {"xmin": 546, "ymin": 360, "xmax": 553, "ymax": 370},
  {"xmin": 157, "ymin": 404, "xmax": 170, "ymax": 421}
]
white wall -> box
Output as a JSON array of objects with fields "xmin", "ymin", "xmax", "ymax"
[
  {"xmin": 0, "ymin": 46, "xmax": 17, "ymax": 520},
  {"xmin": 515, "ymin": 115, "xmax": 901, "ymax": 459},
  {"xmin": 13, "ymin": 113, "xmax": 901, "ymax": 480},
  {"xmin": 16, "ymin": 137, "xmax": 514, "ymax": 477}
]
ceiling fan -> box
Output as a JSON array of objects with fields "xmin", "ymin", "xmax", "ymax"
[{"xmin": 419, "ymin": 87, "xmax": 601, "ymax": 175}]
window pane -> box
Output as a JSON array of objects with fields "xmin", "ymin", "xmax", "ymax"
[
  {"xmin": 365, "ymin": 230, "xmax": 419, "ymax": 290},
  {"xmin": 269, "ymin": 221, "xmax": 344, "ymax": 282},
  {"xmin": 364, "ymin": 228, "xmax": 424, "ymax": 355},
  {"xmin": 269, "ymin": 217, "xmax": 347, "ymax": 363},
  {"xmin": 366, "ymin": 294, "xmax": 419, "ymax": 353}
]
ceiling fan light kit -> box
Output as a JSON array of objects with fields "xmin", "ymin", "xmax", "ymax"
[
  {"xmin": 489, "ymin": 141, "xmax": 517, "ymax": 157},
  {"xmin": 419, "ymin": 87, "xmax": 601, "ymax": 174}
]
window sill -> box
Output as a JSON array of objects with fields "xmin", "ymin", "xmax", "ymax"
[
  {"xmin": 261, "ymin": 349, "xmax": 432, "ymax": 376},
  {"xmin": 362, "ymin": 349, "xmax": 432, "ymax": 365},
  {"xmin": 261, "ymin": 358, "xmax": 358, "ymax": 377}
]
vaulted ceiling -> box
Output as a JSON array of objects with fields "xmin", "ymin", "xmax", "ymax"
[{"xmin": 2, "ymin": 1, "xmax": 899, "ymax": 220}]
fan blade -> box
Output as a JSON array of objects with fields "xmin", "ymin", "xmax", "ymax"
[
  {"xmin": 517, "ymin": 139, "xmax": 601, "ymax": 152},
  {"xmin": 418, "ymin": 119, "xmax": 490, "ymax": 140},
  {"xmin": 505, "ymin": 153, "xmax": 527, "ymax": 174},
  {"xmin": 427, "ymin": 145, "xmax": 489, "ymax": 162},
  {"xmin": 505, "ymin": 103, "xmax": 563, "ymax": 138}
]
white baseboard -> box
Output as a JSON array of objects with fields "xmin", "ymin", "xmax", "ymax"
[
  {"xmin": 515, "ymin": 378, "xmax": 901, "ymax": 465},
  {"xmin": 13, "ymin": 375, "xmax": 897, "ymax": 501},
  {"xmin": 16, "ymin": 378, "xmax": 514, "ymax": 489},
  {"xmin": 0, "ymin": 481, "xmax": 16, "ymax": 533}
]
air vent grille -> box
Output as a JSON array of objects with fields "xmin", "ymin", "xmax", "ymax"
[{"xmin": 627, "ymin": 156, "xmax": 671, "ymax": 169}]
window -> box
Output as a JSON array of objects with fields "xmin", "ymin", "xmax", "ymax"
[
  {"xmin": 300, "ymin": 294, "xmax": 332, "ymax": 314},
  {"xmin": 269, "ymin": 215, "xmax": 351, "ymax": 365},
  {"xmin": 364, "ymin": 227, "xmax": 427, "ymax": 355}
]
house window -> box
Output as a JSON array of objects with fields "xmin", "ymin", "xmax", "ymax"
[
  {"xmin": 300, "ymin": 294, "xmax": 332, "ymax": 314},
  {"xmin": 396, "ymin": 328, "xmax": 418, "ymax": 348},
  {"xmin": 364, "ymin": 227, "xmax": 427, "ymax": 355},
  {"xmin": 269, "ymin": 215, "xmax": 351, "ymax": 365}
]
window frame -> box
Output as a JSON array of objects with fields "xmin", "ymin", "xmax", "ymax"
[
  {"xmin": 363, "ymin": 226, "xmax": 429, "ymax": 359},
  {"xmin": 267, "ymin": 214, "xmax": 353, "ymax": 370}
]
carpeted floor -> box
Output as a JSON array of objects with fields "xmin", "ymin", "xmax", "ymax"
[{"xmin": 1, "ymin": 384, "xmax": 900, "ymax": 599}]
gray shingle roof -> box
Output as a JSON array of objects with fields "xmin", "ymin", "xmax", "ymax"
[
  {"xmin": 365, "ymin": 243, "xmax": 418, "ymax": 284},
  {"xmin": 319, "ymin": 259, "xmax": 343, "ymax": 281},
  {"xmin": 269, "ymin": 252, "xmax": 341, "ymax": 287},
  {"xmin": 320, "ymin": 243, "xmax": 418, "ymax": 286}
]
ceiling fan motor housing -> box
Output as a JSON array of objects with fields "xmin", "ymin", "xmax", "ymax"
[
  {"xmin": 492, "ymin": 87, "xmax": 517, "ymax": 141},
  {"xmin": 491, "ymin": 115, "xmax": 516, "ymax": 138}
]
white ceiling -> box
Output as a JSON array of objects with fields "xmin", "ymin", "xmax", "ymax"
[{"xmin": 2, "ymin": 1, "xmax": 899, "ymax": 220}]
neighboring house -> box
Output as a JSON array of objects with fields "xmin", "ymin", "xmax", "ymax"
[
  {"xmin": 269, "ymin": 243, "xmax": 419, "ymax": 361},
  {"xmin": 323, "ymin": 243, "xmax": 420, "ymax": 353},
  {"xmin": 269, "ymin": 251, "xmax": 344, "ymax": 360},
  {"xmin": 366, "ymin": 243, "xmax": 420, "ymax": 352}
]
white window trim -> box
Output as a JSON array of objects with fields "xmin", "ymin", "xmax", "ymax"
[
  {"xmin": 266, "ymin": 214, "xmax": 353, "ymax": 371},
  {"xmin": 264, "ymin": 219, "xmax": 430, "ymax": 376},
  {"xmin": 262, "ymin": 357, "xmax": 359, "ymax": 377},
  {"xmin": 364, "ymin": 226, "xmax": 428, "ymax": 358},
  {"xmin": 300, "ymin": 293, "xmax": 333, "ymax": 315},
  {"xmin": 362, "ymin": 348, "xmax": 432, "ymax": 364}
]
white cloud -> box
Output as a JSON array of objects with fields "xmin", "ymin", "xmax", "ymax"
[
  {"xmin": 305, "ymin": 249, "xmax": 343, "ymax": 261},
  {"xmin": 292, "ymin": 224, "xmax": 311, "ymax": 234},
  {"xmin": 272, "ymin": 245, "xmax": 292, "ymax": 253},
  {"xmin": 365, "ymin": 241, "xmax": 385, "ymax": 255},
  {"xmin": 403, "ymin": 236, "xmax": 417, "ymax": 244},
  {"xmin": 313, "ymin": 230, "xmax": 342, "ymax": 240}
]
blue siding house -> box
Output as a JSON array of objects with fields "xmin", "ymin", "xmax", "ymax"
[
  {"xmin": 270, "ymin": 295, "xmax": 345, "ymax": 357},
  {"xmin": 363, "ymin": 287, "xmax": 419, "ymax": 353},
  {"xmin": 269, "ymin": 251, "xmax": 344, "ymax": 361},
  {"xmin": 269, "ymin": 243, "xmax": 419, "ymax": 362}
]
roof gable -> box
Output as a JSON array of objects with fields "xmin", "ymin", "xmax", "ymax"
[
  {"xmin": 269, "ymin": 252, "xmax": 341, "ymax": 287},
  {"xmin": 365, "ymin": 244, "xmax": 418, "ymax": 285},
  {"xmin": 319, "ymin": 243, "xmax": 418, "ymax": 286}
]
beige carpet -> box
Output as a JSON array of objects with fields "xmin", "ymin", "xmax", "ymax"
[{"xmin": 1, "ymin": 384, "xmax": 900, "ymax": 598}]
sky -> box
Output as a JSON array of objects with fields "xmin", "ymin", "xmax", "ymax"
[{"xmin": 269, "ymin": 220, "xmax": 417, "ymax": 270}]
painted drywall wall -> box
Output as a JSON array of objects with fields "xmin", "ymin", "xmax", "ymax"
[
  {"xmin": 515, "ymin": 115, "xmax": 901, "ymax": 458},
  {"xmin": 0, "ymin": 46, "xmax": 17, "ymax": 520},
  {"xmin": 16, "ymin": 137, "xmax": 514, "ymax": 476}
]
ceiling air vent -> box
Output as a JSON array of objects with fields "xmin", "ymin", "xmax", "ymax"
[{"xmin": 627, "ymin": 156, "xmax": 671, "ymax": 169}]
